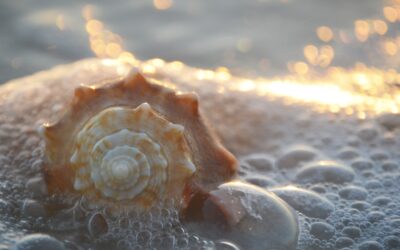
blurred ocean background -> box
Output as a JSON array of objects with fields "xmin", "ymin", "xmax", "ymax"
[{"xmin": 0, "ymin": 0, "xmax": 399, "ymax": 83}]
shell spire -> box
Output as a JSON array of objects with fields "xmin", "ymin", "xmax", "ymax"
[{"xmin": 41, "ymin": 70, "xmax": 237, "ymax": 211}]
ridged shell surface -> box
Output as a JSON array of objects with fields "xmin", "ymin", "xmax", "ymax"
[{"xmin": 70, "ymin": 104, "xmax": 195, "ymax": 209}]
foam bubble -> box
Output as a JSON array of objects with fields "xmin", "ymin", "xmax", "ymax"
[
  {"xmin": 276, "ymin": 145, "xmax": 318, "ymax": 169},
  {"xmin": 341, "ymin": 226, "xmax": 361, "ymax": 239},
  {"xmin": 310, "ymin": 222, "xmax": 335, "ymax": 240},
  {"xmin": 11, "ymin": 234, "xmax": 65, "ymax": 250},
  {"xmin": 338, "ymin": 186, "xmax": 368, "ymax": 201},
  {"xmin": 335, "ymin": 237, "xmax": 354, "ymax": 248},
  {"xmin": 295, "ymin": 161, "xmax": 355, "ymax": 184},
  {"xmin": 240, "ymin": 154, "xmax": 274, "ymax": 172},
  {"xmin": 357, "ymin": 124, "xmax": 379, "ymax": 141},
  {"xmin": 271, "ymin": 186, "xmax": 334, "ymax": 219},
  {"xmin": 359, "ymin": 240, "xmax": 384, "ymax": 250}
]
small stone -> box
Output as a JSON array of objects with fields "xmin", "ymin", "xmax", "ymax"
[
  {"xmin": 372, "ymin": 196, "xmax": 391, "ymax": 206},
  {"xmin": 0, "ymin": 198, "xmax": 10, "ymax": 213},
  {"xmin": 347, "ymin": 136, "xmax": 360, "ymax": 147},
  {"xmin": 295, "ymin": 161, "xmax": 355, "ymax": 184},
  {"xmin": 358, "ymin": 241, "xmax": 383, "ymax": 250},
  {"xmin": 116, "ymin": 239, "xmax": 131, "ymax": 250},
  {"xmin": 370, "ymin": 150, "xmax": 389, "ymax": 161},
  {"xmin": 201, "ymin": 181, "xmax": 298, "ymax": 250},
  {"xmin": 367, "ymin": 211, "xmax": 385, "ymax": 223},
  {"xmin": 11, "ymin": 234, "xmax": 66, "ymax": 250},
  {"xmin": 377, "ymin": 113, "xmax": 400, "ymax": 130},
  {"xmin": 176, "ymin": 237, "xmax": 188, "ymax": 248},
  {"xmin": 215, "ymin": 240, "xmax": 241, "ymax": 250},
  {"xmin": 339, "ymin": 186, "xmax": 368, "ymax": 200},
  {"xmin": 310, "ymin": 184, "xmax": 326, "ymax": 194},
  {"xmin": 88, "ymin": 213, "xmax": 108, "ymax": 238},
  {"xmin": 391, "ymin": 219, "xmax": 400, "ymax": 228},
  {"xmin": 244, "ymin": 175, "xmax": 277, "ymax": 188},
  {"xmin": 337, "ymin": 147, "xmax": 359, "ymax": 160},
  {"xmin": 381, "ymin": 132, "xmax": 396, "ymax": 145},
  {"xmin": 271, "ymin": 186, "xmax": 334, "ymax": 219},
  {"xmin": 362, "ymin": 170, "xmax": 375, "ymax": 178},
  {"xmin": 241, "ymin": 154, "xmax": 274, "ymax": 171},
  {"xmin": 335, "ymin": 237, "xmax": 354, "ymax": 249},
  {"xmin": 357, "ymin": 124, "xmax": 379, "ymax": 141},
  {"xmin": 381, "ymin": 161, "xmax": 398, "ymax": 172},
  {"xmin": 351, "ymin": 201, "xmax": 370, "ymax": 211},
  {"xmin": 151, "ymin": 233, "xmax": 175, "ymax": 250},
  {"xmin": 62, "ymin": 241, "xmax": 80, "ymax": 250},
  {"xmin": 342, "ymin": 226, "xmax": 361, "ymax": 239},
  {"xmin": 365, "ymin": 180, "xmax": 383, "ymax": 189},
  {"xmin": 310, "ymin": 222, "xmax": 335, "ymax": 240},
  {"xmin": 26, "ymin": 177, "xmax": 48, "ymax": 199},
  {"xmin": 384, "ymin": 235, "xmax": 400, "ymax": 249},
  {"xmin": 351, "ymin": 158, "xmax": 374, "ymax": 171},
  {"xmin": 276, "ymin": 145, "xmax": 318, "ymax": 169},
  {"xmin": 136, "ymin": 230, "xmax": 152, "ymax": 246},
  {"xmin": 21, "ymin": 199, "xmax": 46, "ymax": 218}
]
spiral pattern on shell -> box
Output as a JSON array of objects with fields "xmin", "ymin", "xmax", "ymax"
[{"xmin": 70, "ymin": 103, "xmax": 195, "ymax": 208}]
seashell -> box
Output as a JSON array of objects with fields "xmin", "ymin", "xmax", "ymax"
[{"xmin": 40, "ymin": 71, "xmax": 237, "ymax": 211}]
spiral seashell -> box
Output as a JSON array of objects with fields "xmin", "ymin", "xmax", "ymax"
[{"xmin": 40, "ymin": 71, "xmax": 237, "ymax": 211}]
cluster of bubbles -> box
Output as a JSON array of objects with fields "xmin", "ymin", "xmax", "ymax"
[
  {"xmin": 3, "ymin": 65, "xmax": 400, "ymax": 249},
  {"xmin": 0, "ymin": 116, "xmax": 230, "ymax": 249},
  {"xmin": 236, "ymin": 105, "xmax": 400, "ymax": 250},
  {"xmin": 0, "ymin": 116, "xmax": 48, "ymax": 249},
  {"xmin": 86, "ymin": 204, "xmax": 216, "ymax": 250},
  {"xmin": 8, "ymin": 191, "xmax": 234, "ymax": 250},
  {"xmin": 4, "ymin": 98, "xmax": 400, "ymax": 250}
]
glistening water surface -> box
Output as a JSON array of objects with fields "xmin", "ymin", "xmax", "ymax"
[{"xmin": 1, "ymin": 0, "xmax": 399, "ymax": 82}]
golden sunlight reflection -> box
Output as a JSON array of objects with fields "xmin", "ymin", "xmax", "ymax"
[
  {"xmin": 292, "ymin": 62, "xmax": 309, "ymax": 75},
  {"xmin": 55, "ymin": 15, "xmax": 65, "ymax": 31},
  {"xmin": 303, "ymin": 45, "xmax": 318, "ymax": 65},
  {"xmin": 383, "ymin": 6, "xmax": 398, "ymax": 23},
  {"xmin": 383, "ymin": 40, "xmax": 398, "ymax": 56},
  {"xmin": 228, "ymin": 68, "xmax": 400, "ymax": 115},
  {"xmin": 82, "ymin": 3, "xmax": 400, "ymax": 117},
  {"xmin": 303, "ymin": 45, "xmax": 334, "ymax": 68},
  {"xmin": 316, "ymin": 26, "xmax": 333, "ymax": 42},
  {"xmin": 372, "ymin": 19, "xmax": 388, "ymax": 35},
  {"xmin": 153, "ymin": 0, "xmax": 173, "ymax": 10},
  {"xmin": 140, "ymin": 58, "xmax": 400, "ymax": 116},
  {"xmin": 354, "ymin": 20, "xmax": 370, "ymax": 42},
  {"xmin": 82, "ymin": 5, "xmax": 139, "ymax": 66}
]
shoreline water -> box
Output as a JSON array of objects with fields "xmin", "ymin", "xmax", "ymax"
[{"xmin": 1, "ymin": 0, "xmax": 399, "ymax": 84}]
